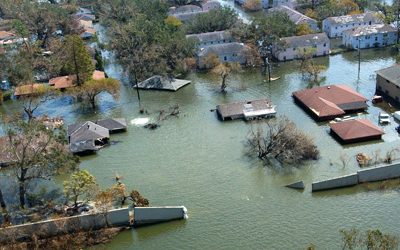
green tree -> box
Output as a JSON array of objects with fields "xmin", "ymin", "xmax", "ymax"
[
  {"xmin": 71, "ymin": 78, "xmax": 120, "ymax": 109},
  {"xmin": 340, "ymin": 228, "xmax": 398, "ymax": 250},
  {"xmin": 296, "ymin": 23, "xmax": 314, "ymax": 36},
  {"xmin": 185, "ymin": 7, "xmax": 239, "ymax": 34},
  {"xmin": 62, "ymin": 35, "xmax": 95, "ymax": 86},
  {"xmin": 2, "ymin": 119, "xmax": 78, "ymax": 208},
  {"xmin": 64, "ymin": 170, "xmax": 97, "ymax": 209}
]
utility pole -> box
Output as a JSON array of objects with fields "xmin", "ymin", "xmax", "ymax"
[
  {"xmin": 259, "ymin": 41, "xmax": 272, "ymax": 82},
  {"xmin": 357, "ymin": 37, "xmax": 361, "ymax": 79}
]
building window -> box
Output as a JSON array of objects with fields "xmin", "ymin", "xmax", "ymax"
[
  {"xmin": 211, "ymin": 41, "xmax": 213, "ymax": 44},
  {"xmin": 293, "ymin": 47, "xmax": 296, "ymax": 51},
  {"xmin": 369, "ymin": 21, "xmax": 372, "ymax": 25},
  {"xmin": 223, "ymin": 39, "xmax": 225, "ymax": 43},
  {"xmin": 323, "ymin": 43, "xmax": 326, "ymax": 47},
  {"xmin": 224, "ymin": 56, "xmax": 227, "ymax": 61},
  {"xmin": 375, "ymin": 37, "xmax": 378, "ymax": 41},
  {"xmin": 335, "ymin": 27, "xmax": 338, "ymax": 29}
]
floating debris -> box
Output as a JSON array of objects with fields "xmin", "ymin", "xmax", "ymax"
[{"xmin": 130, "ymin": 118, "xmax": 150, "ymax": 126}]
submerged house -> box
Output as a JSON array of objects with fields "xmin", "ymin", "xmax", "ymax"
[
  {"xmin": 14, "ymin": 83, "xmax": 46, "ymax": 98},
  {"xmin": 216, "ymin": 99, "xmax": 276, "ymax": 121},
  {"xmin": 197, "ymin": 42, "xmax": 249, "ymax": 69},
  {"xmin": 95, "ymin": 118, "xmax": 127, "ymax": 133},
  {"xmin": 137, "ymin": 75, "xmax": 191, "ymax": 91},
  {"xmin": 342, "ymin": 24, "xmax": 397, "ymax": 49},
  {"xmin": 292, "ymin": 84, "xmax": 368, "ymax": 121},
  {"xmin": 68, "ymin": 121, "xmax": 110, "ymax": 154},
  {"xmin": 330, "ymin": 119, "xmax": 383, "ymax": 144},
  {"xmin": 268, "ymin": 5, "xmax": 319, "ymax": 31},
  {"xmin": 375, "ymin": 64, "xmax": 400, "ymax": 104},
  {"xmin": 186, "ymin": 31, "xmax": 234, "ymax": 48},
  {"xmin": 322, "ymin": 12, "xmax": 382, "ymax": 38},
  {"xmin": 273, "ymin": 33, "xmax": 329, "ymax": 61},
  {"xmin": 49, "ymin": 75, "xmax": 76, "ymax": 90}
]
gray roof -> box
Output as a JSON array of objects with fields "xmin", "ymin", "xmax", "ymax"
[
  {"xmin": 69, "ymin": 121, "xmax": 109, "ymax": 143},
  {"xmin": 198, "ymin": 42, "xmax": 247, "ymax": 57},
  {"xmin": 74, "ymin": 13, "xmax": 96, "ymax": 21},
  {"xmin": 137, "ymin": 75, "xmax": 191, "ymax": 91},
  {"xmin": 324, "ymin": 12, "xmax": 381, "ymax": 25},
  {"xmin": 186, "ymin": 31, "xmax": 233, "ymax": 44},
  {"xmin": 268, "ymin": 5, "xmax": 317, "ymax": 25},
  {"xmin": 280, "ymin": 33, "xmax": 329, "ymax": 48},
  {"xmin": 170, "ymin": 5, "xmax": 202, "ymax": 14},
  {"xmin": 96, "ymin": 118, "xmax": 127, "ymax": 132},
  {"xmin": 343, "ymin": 24, "xmax": 396, "ymax": 36},
  {"xmin": 202, "ymin": 1, "xmax": 221, "ymax": 11},
  {"xmin": 172, "ymin": 12, "xmax": 202, "ymax": 22},
  {"xmin": 376, "ymin": 64, "xmax": 400, "ymax": 87},
  {"xmin": 217, "ymin": 99, "xmax": 274, "ymax": 118}
]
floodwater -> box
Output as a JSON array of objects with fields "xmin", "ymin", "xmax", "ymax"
[{"xmin": 1, "ymin": 3, "xmax": 400, "ymax": 249}]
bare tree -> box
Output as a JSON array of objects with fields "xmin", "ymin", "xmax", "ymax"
[{"xmin": 246, "ymin": 117, "xmax": 319, "ymax": 165}]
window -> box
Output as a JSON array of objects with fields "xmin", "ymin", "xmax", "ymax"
[
  {"xmin": 352, "ymin": 23, "xmax": 355, "ymax": 26},
  {"xmin": 224, "ymin": 56, "xmax": 227, "ymax": 61},
  {"xmin": 375, "ymin": 37, "xmax": 378, "ymax": 41},
  {"xmin": 346, "ymin": 24, "xmax": 348, "ymax": 27},
  {"xmin": 293, "ymin": 47, "xmax": 296, "ymax": 51},
  {"xmin": 211, "ymin": 41, "xmax": 213, "ymax": 44},
  {"xmin": 335, "ymin": 27, "xmax": 338, "ymax": 29},
  {"xmin": 323, "ymin": 43, "xmax": 326, "ymax": 47},
  {"xmin": 283, "ymin": 56, "xmax": 286, "ymax": 60},
  {"xmin": 369, "ymin": 21, "xmax": 372, "ymax": 25},
  {"xmin": 223, "ymin": 39, "xmax": 225, "ymax": 43}
]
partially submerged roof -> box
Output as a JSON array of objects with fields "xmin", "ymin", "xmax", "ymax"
[
  {"xmin": 217, "ymin": 99, "xmax": 274, "ymax": 119},
  {"xmin": 269, "ymin": 5, "xmax": 317, "ymax": 25},
  {"xmin": 198, "ymin": 42, "xmax": 247, "ymax": 57},
  {"xmin": 69, "ymin": 121, "xmax": 110, "ymax": 153},
  {"xmin": 293, "ymin": 85, "xmax": 368, "ymax": 120},
  {"xmin": 324, "ymin": 12, "xmax": 380, "ymax": 25},
  {"xmin": 186, "ymin": 30, "xmax": 233, "ymax": 44},
  {"xmin": 376, "ymin": 64, "xmax": 400, "ymax": 87},
  {"xmin": 280, "ymin": 33, "xmax": 329, "ymax": 48},
  {"xmin": 137, "ymin": 75, "xmax": 191, "ymax": 91},
  {"xmin": 95, "ymin": 118, "xmax": 127, "ymax": 132},
  {"xmin": 330, "ymin": 119, "xmax": 383, "ymax": 142},
  {"xmin": 92, "ymin": 70, "xmax": 106, "ymax": 80},
  {"xmin": 49, "ymin": 75, "xmax": 76, "ymax": 89},
  {"xmin": 343, "ymin": 24, "xmax": 396, "ymax": 37}
]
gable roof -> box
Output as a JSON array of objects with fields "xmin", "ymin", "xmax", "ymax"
[
  {"xmin": 343, "ymin": 24, "xmax": 396, "ymax": 37},
  {"xmin": 49, "ymin": 75, "xmax": 76, "ymax": 89},
  {"xmin": 330, "ymin": 119, "xmax": 383, "ymax": 141},
  {"xmin": 324, "ymin": 12, "xmax": 381, "ymax": 25},
  {"xmin": 95, "ymin": 118, "xmax": 127, "ymax": 132},
  {"xmin": 69, "ymin": 121, "xmax": 109, "ymax": 143},
  {"xmin": 376, "ymin": 64, "xmax": 400, "ymax": 87},
  {"xmin": 269, "ymin": 5, "xmax": 317, "ymax": 25},
  {"xmin": 293, "ymin": 84, "xmax": 368, "ymax": 119},
  {"xmin": 198, "ymin": 42, "xmax": 247, "ymax": 57},
  {"xmin": 280, "ymin": 33, "xmax": 329, "ymax": 48},
  {"xmin": 217, "ymin": 99, "xmax": 274, "ymax": 118},
  {"xmin": 186, "ymin": 30, "xmax": 233, "ymax": 44},
  {"xmin": 137, "ymin": 75, "xmax": 191, "ymax": 91}
]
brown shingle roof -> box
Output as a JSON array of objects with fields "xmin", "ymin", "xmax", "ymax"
[
  {"xmin": 293, "ymin": 84, "xmax": 368, "ymax": 120},
  {"xmin": 49, "ymin": 75, "xmax": 76, "ymax": 89},
  {"xmin": 330, "ymin": 119, "xmax": 383, "ymax": 141}
]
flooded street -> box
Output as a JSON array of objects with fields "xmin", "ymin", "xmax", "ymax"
[{"xmin": 1, "ymin": 3, "xmax": 400, "ymax": 249}]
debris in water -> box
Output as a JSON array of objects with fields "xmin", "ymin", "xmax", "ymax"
[{"xmin": 130, "ymin": 118, "xmax": 150, "ymax": 126}]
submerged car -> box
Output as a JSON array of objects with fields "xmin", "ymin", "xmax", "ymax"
[{"xmin": 379, "ymin": 112, "xmax": 391, "ymax": 124}]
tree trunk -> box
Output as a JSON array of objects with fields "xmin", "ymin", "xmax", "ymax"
[
  {"xmin": 24, "ymin": 108, "xmax": 34, "ymax": 121},
  {"xmin": 133, "ymin": 74, "xmax": 141, "ymax": 103},
  {"xmin": 19, "ymin": 168, "xmax": 28, "ymax": 208},
  {"xmin": 90, "ymin": 98, "xmax": 96, "ymax": 109},
  {"xmin": 0, "ymin": 187, "xmax": 6, "ymax": 209},
  {"xmin": 220, "ymin": 75, "xmax": 227, "ymax": 92}
]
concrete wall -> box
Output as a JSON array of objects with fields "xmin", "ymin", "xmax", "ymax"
[
  {"xmin": 376, "ymin": 74, "xmax": 400, "ymax": 104},
  {"xmin": 0, "ymin": 208, "xmax": 129, "ymax": 244},
  {"xmin": 358, "ymin": 163, "xmax": 400, "ymax": 183},
  {"xmin": 312, "ymin": 173, "xmax": 359, "ymax": 192},
  {"xmin": 133, "ymin": 206, "xmax": 188, "ymax": 227}
]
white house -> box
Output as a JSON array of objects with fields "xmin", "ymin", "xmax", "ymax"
[
  {"xmin": 168, "ymin": 1, "xmax": 221, "ymax": 22},
  {"xmin": 272, "ymin": 33, "xmax": 330, "ymax": 61},
  {"xmin": 186, "ymin": 31, "xmax": 234, "ymax": 48},
  {"xmin": 342, "ymin": 24, "xmax": 397, "ymax": 49},
  {"xmin": 197, "ymin": 42, "xmax": 249, "ymax": 68},
  {"xmin": 268, "ymin": 5, "xmax": 319, "ymax": 31},
  {"xmin": 322, "ymin": 12, "xmax": 382, "ymax": 38}
]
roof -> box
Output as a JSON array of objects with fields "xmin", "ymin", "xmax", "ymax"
[
  {"xmin": 330, "ymin": 119, "xmax": 383, "ymax": 141},
  {"xmin": 74, "ymin": 13, "xmax": 96, "ymax": 21},
  {"xmin": 137, "ymin": 75, "xmax": 191, "ymax": 91},
  {"xmin": 95, "ymin": 118, "xmax": 127, "ymax": 132},
  {"xmin": 49, "ymin": 75, "xmax": 76, "ymax": 89},
  {"xmin": 172, "ymin": 12, "xmax": 202, "ymax": 22},
  {"xmin": 92, "ymin": 70, "xmax": 106, "ymax": 80},
  {"xmin": 69, "ymin": 121, "xmax": 109, "ymax": 141},
  {"xmin": 280, "ymin": 33, "xmax": 329, "ymax": 48},
  {"xmin": 343, "ymin": 24, "xmax": 396, "ymax": 37},
  {"xmin": 186, "ymin": 31, "xmax": 233, "ymax": 44},
  {"xmin": 79, "ymin": 20, "xmax": 93, "ymax": 29},
  {"xmin": 269, "ymin": 5, "xmax": 317, "ymax": 25},
  {"xmin": 0, "ymin": 30, "xmax": 15, "ymax": 40},
  {"xmin": 376, "ymin": 64, "xmax": 400, "ymax": 87},
  {"xmin": 202, "ymin": 1, "xmax": 221, "ymax": 11},
  {"xmin": 324, "ymin": 12, "xmax": 381, "ymax": 25},
  {"xmin": 198, "ymin": 42, "xmax": 247, "ymax": 57},
  {"xmin": 217, "ymin": 99, "xmax": 274, "ymax": 118},
  {"xmin": 14, "ymin": 83, "xmax": 46, "ymax": 97},
  {"xmin": 293, "ymin": 84, "xmax": 368, "ymax": 119}
]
